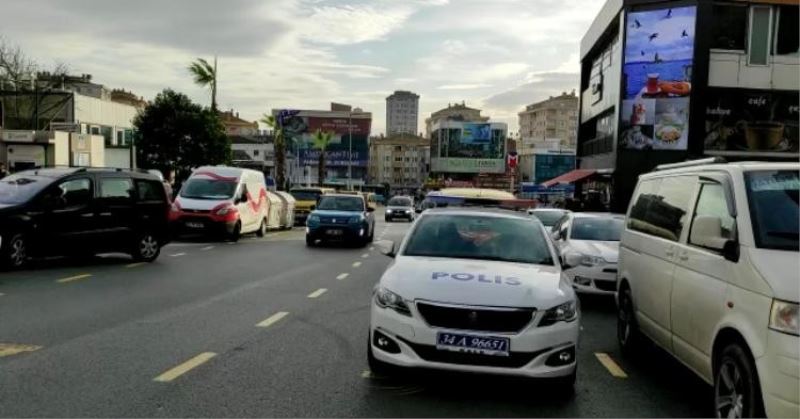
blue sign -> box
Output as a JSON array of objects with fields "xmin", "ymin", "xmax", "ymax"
[
  {"xmin": 520, "ymin": 183, "xmax": 575, "ymax": 194},
  {"xmin": 461, "ymin": 123, "xmax": 492, "ymax": 144}
]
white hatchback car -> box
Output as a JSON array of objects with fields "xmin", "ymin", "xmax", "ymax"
[
  {"xmin": 617, "ymin": 159, "xmax": 799, "ymax": 418},
  {"xmin": 551, "ymin": 213, "xmax": 625, "ymax": 295},
  {"xmin": 369, "ymin": 208, "xmax": 580, "ymax": 389}
]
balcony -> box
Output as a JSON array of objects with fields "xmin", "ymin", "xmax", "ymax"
[{"xmin": 581, "ymin": 135, "xmax": 613, "ymax": 156}]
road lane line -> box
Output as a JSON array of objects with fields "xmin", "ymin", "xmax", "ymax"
[
  {"xmin": 361, "ymin": 253, "xmax": 369, "ymax": 258},
  {"xmin": 336, "ymin": 273, "xmax": 349, "ymax": 280},
  {"xmin": 352, "ymin": 261, "xmax": 362, "ymax": 268},
  {"xmin": 56, "ymin": 274, "xmax": 92, "ymax": 284},
  {"xmin": 201, "ymin": 246, "xmax": 215, "ymax": 251},
  {"xmin": 369, "ymin": 247, "xmax": 375, "ymax": 251},
  {"xmin": 361, "ymin": 370, "xmax": 372, "ymax": 378},
  {"xmin": 595, "ymin": 353, "xmax": 628, "ymax": 378},
  {"xmin": 170, "ymin": 252, "xmax": 187, "ymax": 257},
  {"xmin": 256, "ymin": 311, "xmax": 289, "ymax": 328},
  {"xmin": 0, "ymin": 293, "xmax": 5, "ymax": 297},
  {"xmin": 126, "ymin": 262, "xmax": 146, "ymax": 268},
  {"xmin": 307, "ymin": 288, "xmax": 328, "ymax": 299},
  {"xmin": 153, "ymin": 352, "xmax": 217, "ymax": 382},
  {"xmin": 0, "ymin": 343, "xmax": 43, "ymax": 357}
]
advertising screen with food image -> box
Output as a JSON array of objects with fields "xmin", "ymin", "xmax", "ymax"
[{"xmin": 619, "ymin": 5, "xmax": 696, "ymax": 150}]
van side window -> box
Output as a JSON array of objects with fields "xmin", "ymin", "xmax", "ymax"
[
  {"xmin": 136, "ymin": 180, "xmax": 165, "ymax": 202},
  {"xmin": 54, "ymin": 178, "xmax": 93, "ymax": 208},
  {"xmin": 100, "ymin": 178, "xmax": 134, "ymax": 200},
  {"xmin": 629, "ymin": 176, "xmax": 694, "ymax": 241},
  {"xmin": 690, "ymin": 182, "xmax": 736, "ymax": 246}
]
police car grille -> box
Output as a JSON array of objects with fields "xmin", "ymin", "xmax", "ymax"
[{"xmin": 416, "ymin": 303, "xmax": 534, "ymax": 333}]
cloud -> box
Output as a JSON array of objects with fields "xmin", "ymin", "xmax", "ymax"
[
  {"xmin": 482, "ymin": 72, "xmax": 579, "ymax": 114},
  {"xmin": 300, "ymin": 4, "xmax": 415, "ymax": 45},
  {"xmin": 438, "ymin": 84, "xmax": 492, "ymax": 90}
]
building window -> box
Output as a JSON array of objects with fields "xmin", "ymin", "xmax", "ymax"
[
  {"xmin": 748, "ymin": 6, "xmax": 773, "ymax": 65},
  {"xmin": 116, "ymin": 130, "xmax": 124, "ymax": 145},
  {"xmin": 711, "ymin": 3, "xmax": 748, "ymax": 50},
  {"xmin": 395, "ymin": 157, "xmax": 402, "ymax": 162},
  {"xmin": 253, "ymin": 150, "xmax": 260, "ymax": 157},
  {"xmin": 775, "ymin": 5, "xmax": 799, "ymax": 55}
]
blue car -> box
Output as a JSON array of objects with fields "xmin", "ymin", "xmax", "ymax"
[{"xmin": 306, "ymin": 194, "xmax": 376, "ymax": 247}]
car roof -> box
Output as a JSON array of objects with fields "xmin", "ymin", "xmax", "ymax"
[
  {"xmin": 323, "ymin": 193, "xmax": 364, "ymax": 200},
  {"xmin": 431, "ymin": 188, "xmax": 516, "ymax": 200},
  {"xmin": 532, "ymin": 208, "xmax": 569, "ymax": 212},
  {"xmin": 570, "ymin": 212, "xmax": 625, "ymax": 219},
  {"xmin": 644, "ymin": 161, "xmax": 799, "ymax": 179},
  {"xmin": 423, "ymin": 207, "xmax": 533, "ymax": 220}
]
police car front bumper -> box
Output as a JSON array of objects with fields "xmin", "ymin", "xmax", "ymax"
[{"xmin": 369, "ymin": 300, "xmax": 579, "ymax": 378}]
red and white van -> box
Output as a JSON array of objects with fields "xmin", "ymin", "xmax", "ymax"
[{"xmin": 169, "ymin": 166, "xmax": 270, "ymax": 241}]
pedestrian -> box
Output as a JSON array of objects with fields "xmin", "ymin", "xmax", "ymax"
[
  {"xmin": 0, "ymin": 162, "xmax": 8, "ymax": 180},
  {"xmin": 163, "ymin": 169, "xmax": 176, "ymax": 200}
]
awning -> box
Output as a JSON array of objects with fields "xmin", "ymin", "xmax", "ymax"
[{"xmin": 541, "ymin": 169, "xmax": 596, "ymax": 188}]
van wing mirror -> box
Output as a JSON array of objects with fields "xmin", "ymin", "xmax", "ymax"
[{"xmin": 690, "ymin": 216, "xmax": 728, "ymax": 250}]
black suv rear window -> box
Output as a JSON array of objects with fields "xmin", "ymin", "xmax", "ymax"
[{"xmin": 137, "ymin": 180, "xmax": 166, "ymax": 202}]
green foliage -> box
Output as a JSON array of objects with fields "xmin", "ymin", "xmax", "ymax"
[
  {"xmin": 188, "ymin": 57, "xmax": 217, "ymax": 110},
  {"xmin": 134, "ymin": 89, "xmax": 230, "ymax": 178},
  {"xmin": 260, "ymin": 113, "xmax": 286, "ymax": 190}
]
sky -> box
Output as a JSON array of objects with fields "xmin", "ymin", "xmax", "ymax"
[{"xmin": 0, "ymin": 0, "xmax": 605, "ymax": 135}]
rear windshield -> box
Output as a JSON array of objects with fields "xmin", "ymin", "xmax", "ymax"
[
  {"xmin": 403, "ymin": 214, "xmax": 553, "ymax": 265},
  {"xmin": 0, "ymin": 174, "xmax": 52, "ymax": 204},
  {"xmin": 317, "ymin": 196, "xmax": 364, "ymax": 211},
  {"xmin": 180, "ymin": 178, "xmax": 237, "ymax": 200},
  {"xmin": 291, "ymin": 190, "xmax": 321, "ymax": 201},
  {"xmin": 745, "ymin": 170, "xmax": 799, "ymax": 251},
  {"xmin": 571, "ymin": 217, "xmax": 624, "ymax": 241},
  {"xmin": 388, "ymin": 197, "xmax": 412, "ymax": 206}
]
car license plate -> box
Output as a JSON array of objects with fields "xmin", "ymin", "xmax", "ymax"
[
  {"xmin": 186, "ymin": 222, "xmax": 204, "ymax": 229},
  {"xmin": 436, "ymin": 332, "xmax": 510, "ymax": 357},
  {"xmin": 326, "ymin": 229, "xmax": 343, "ymax": 236}
]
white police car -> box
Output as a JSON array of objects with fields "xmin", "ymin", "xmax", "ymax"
[{"xmin": 369, "ymin": 207, "xmax": 580, "ymax": 388}]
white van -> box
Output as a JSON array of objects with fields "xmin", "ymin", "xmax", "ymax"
[
  {"xmin": 170, "ymin": 166, "xmax": 270, "ymax": 241},
  {"xmin": 617, "ymin": 159, "xmax": 798, "ymax": 418}
]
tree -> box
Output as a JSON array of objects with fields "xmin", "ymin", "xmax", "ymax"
[
  {"xmin": 260, "ymin": 113, "xmax": 286, "ymax": 190},
  {"xmin": 134, "ymin": 89, "xmax": 230, "ymax": 180},
  {"xmin": 311, "ymin": 130, "xmax": 333, "ymax": 186},
  {"xmin": 187, "ymin": 57, "xmax": 217, "ymax": 111}
]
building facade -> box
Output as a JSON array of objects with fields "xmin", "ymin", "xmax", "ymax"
[
  {"xmin": 385, "ymin": 90, "xmax": 420, "ymax": 136},
  {"xmin": 368, "ymin": 133, "xmax": 430, "ymax": 193},
  {"xmin": 425, "ymin": 102, "xmax": 489, "ymax": 139},
  {"xmin": 219, "ymin": 110, "xmax": 259, "ymax": 137},
  {"xmin": 230, "ymin": 135, "xmax": 275, "ymax": 176},
  {"xmin": 517, "ymin": 92, "xmax": 579, "ymax": 182},
  {"xmin": 428, "ymin": 119, "xmax": 511, "ymax": 190},
  {"xmin": 578, "ymin": 0, "xmax": 799, "ymax": 212}
]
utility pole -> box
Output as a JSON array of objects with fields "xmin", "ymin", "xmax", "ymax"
[{"xmin": 348, "ymin": 111, "xmax": 353, "ymax": 190}]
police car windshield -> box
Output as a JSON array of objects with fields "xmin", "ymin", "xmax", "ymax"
[{"xmin": 403, "ymin": 214, "xmax": 554, "ymax": 265}]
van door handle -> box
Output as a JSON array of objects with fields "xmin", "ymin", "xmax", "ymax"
[
  {"xmin": 679, "ymin": 252, "xmax": 689, "ymax": 261},
  {"xmin": 665, "ymin": 249, "xmax": 675, "ymax": 257}
]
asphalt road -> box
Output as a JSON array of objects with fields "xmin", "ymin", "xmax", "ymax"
[{"xmin": 0, "ymin": 217, "xmax": 710, "ymax": 417}]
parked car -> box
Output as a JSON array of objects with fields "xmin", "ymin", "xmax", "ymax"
[
  {"xmin": 305, "ymin": 194, "xmax": 375, "ymax": 247},
  {"xmin": 617, "ymin": 159, "xmax": 799, "ymax": 419},
  {"xmin": 385, "ymin": 196, "xmax": 415, "ymax": 222},
  {"xmin": 290, "ymin": 187, "xmax": 335, "ymax": 225},
  {"xmin": 528, "ymin": 208, "xmax": 571, "ymax": 228},
  {"xmin": 170, "ymin": 166, "xmax": 269, "ymax": 241},
  {"xmin": 0, "ymin": 167, "xmax": 170, "ymax": 268},
  {"xmin": 551, "ymin": 212, "xmax": 624, "ymax": 295},
  {"xmin": 369, "ymin": 207, "xmax": 578, "ymax": 389}
]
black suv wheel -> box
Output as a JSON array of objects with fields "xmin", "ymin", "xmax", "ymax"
[{"xmin": 132, "ymin": 232, "xmax": 161, "ymax": 262}]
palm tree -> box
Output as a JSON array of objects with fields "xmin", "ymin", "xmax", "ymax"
[
  {"xmin": 188, "ymin": 57, "xmax": 217, "ymax": 110},
  {"xmin": 311, "ymin": 130, "xmax": 333, "ymax": 186},
  {"xmin": 260, "ymin": 113, "xmax": 286, "ymax": 190}
]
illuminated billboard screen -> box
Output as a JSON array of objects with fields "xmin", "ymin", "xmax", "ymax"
[
  {"xmin": 431, "ymin": 126, "xmax": 506, "ymax": 173},
  {"xmin": 275, "ymin": 110, "xmax": 371, "ymax": 167},
  {"xmin": 619, "ymin": 6, "xmax": 696, "ymax": 151}
]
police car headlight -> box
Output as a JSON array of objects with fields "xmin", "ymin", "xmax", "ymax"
[
  {"xmin": 374, "ymin": 286, "xmax": 411, "ymax": 316},
  {"xmin": 539, "ymin": 300, "xmax": 578, "ymax": 327}
]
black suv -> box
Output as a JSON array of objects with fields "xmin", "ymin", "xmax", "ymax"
[{"xmin": 0, "ymin": 168, "xmax": 170, "ymax": 269}]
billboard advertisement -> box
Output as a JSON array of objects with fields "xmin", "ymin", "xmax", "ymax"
[
  {"xmin": 432, "ymin": 126, "xmax": 507, "ymax": 174},
  {"xmin": 276, "ymin": 110, "xmax": 371, "ymax": 167},
  {"xmin": 619, "ymin": 6, "xmax": 696, "ymax": 151},
  {"xmin": 704, "ymin": 89, "xmax": 799, "ymax": 154},
  {"xmin": 534, "ymin": 154, "xmax": 576, "ymax": 184}
]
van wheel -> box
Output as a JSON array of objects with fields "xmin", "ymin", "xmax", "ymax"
[
  {"xmin": 256, "ymin": 219, "xmax": 267, "ymax": 237},
  {"xmin": 3, "ymin": 233, "xmax": 28, "ymax": 269},
  {"xmin": 617, "ymin": 285, "xmax": 641, "ymax": 357},
  {"xmin": 132, "ymin": 232, "xmax": 160, "ymax": 262},
  {"xmin": 229, "ymin": 222, "xmax": 242, "ymax": 242},
  {"xmin": 714, "ymin": 343, "xmax": 764, "ymax": 419}
]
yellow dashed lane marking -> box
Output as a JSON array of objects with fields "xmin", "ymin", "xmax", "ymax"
[
  {"xmin": 153, "ymin": 352, "xmax": 217, "ymax": 382},
  {"xmin": 307, "ymin": 288, "xmax": 328, "ymax": 299},
  {"xmin": 0, "ymin": 343, "xmax": 43, "ymax": 358},
  {"xmin": 352, "ymin": 261, "xmax": 362, "ymax": 268},
  {"xmin": 595, "ymin": 352, "xmax": 628, "ymax": 378},
  {"xmin": 56, "ymin": 274, "xmax": 92, "ymax": 284},
  {"xmin": 256, "ymin": 311, "xmax": 289, "ymax": 328},
  {"xmin": 336, "ymin": 273, "xmax": 349, "ymax": 280}
]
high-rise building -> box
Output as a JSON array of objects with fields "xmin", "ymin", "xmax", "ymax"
[
  {"xmin": 517, "ymin": 92, "xmax": 578, "ymax": 183},
  {"xmin": 385, "ymin": 90, "xmax": 419, "ymax": 136},
  {"xmin": 368, "ymin": 133, "xmax": 430, "ymax": 194}
]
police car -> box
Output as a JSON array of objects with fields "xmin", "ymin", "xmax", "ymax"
[{"xmin": 369, "ymin": 207, "xmax": 580, "ymax": 388}]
